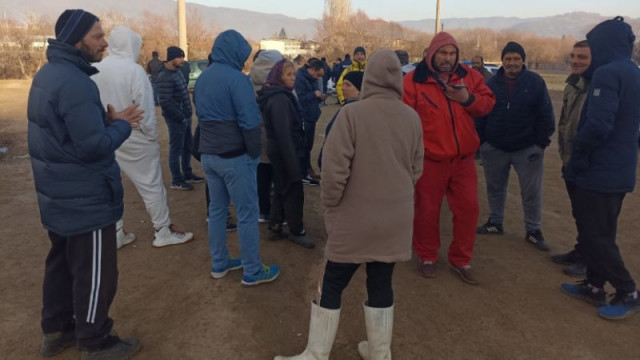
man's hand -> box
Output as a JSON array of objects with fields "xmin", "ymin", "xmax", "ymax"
[
  {"xmin": 314, "ymin": 90, "xmax": 322, "ymax": 98},
  {"xmin": 106, "ymin": 103, "xmax": 143, "ymax": 129},
  {"xmin": 445, "ymin": 84, "xmax": 470, "ymax": 104}
]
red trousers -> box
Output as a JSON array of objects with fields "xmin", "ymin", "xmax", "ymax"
[{"xmin": 413, "ymin": 156, "xmax": 479, "ymax": 266}]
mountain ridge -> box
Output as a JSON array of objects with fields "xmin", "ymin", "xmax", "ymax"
[{"xmin": 1, "ymin": 1, "xmax": 637, "ymax": 40}]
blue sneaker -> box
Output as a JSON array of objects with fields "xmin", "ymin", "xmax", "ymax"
[
  {"xmin": 210, "ymin": 258, "xmax": 242, "ymax": 279},
  {"xmin": 241, "ymin": 264, "xmax": 280, "ymax": 287},
  {"xmin": 598, "ymin": 291, "xmax": 640, "ymax": 320},
  {"xmin": 561, "ymin": 281, "xmax": 606, "ymax": 307}
]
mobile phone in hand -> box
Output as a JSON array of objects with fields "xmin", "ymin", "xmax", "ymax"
[{"xmin": 451, "ymin": 84, "xmax": 467, "ymax": 89}]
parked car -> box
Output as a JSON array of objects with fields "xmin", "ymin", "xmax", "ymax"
[
  {"xmin": 394, "ymin": 50, "xmax": 410, "ymax": 66},
  {"xmin": 484, "ymin": 63, "xmax": 500, "ymax": 75},
  {"xmin": 187, "ymin": 59, "xmax": 209, "ymax": 90},
  {"xmin": 401, "ymin": 60, "xmax": 500, "ymax": 77},
  {"xmin": 401, "ymin": 62, "xmax": 417, "ymax": 76},
  {"xmin": 326, "ymin": 78, "xmax": 336, "ymax": 95}
]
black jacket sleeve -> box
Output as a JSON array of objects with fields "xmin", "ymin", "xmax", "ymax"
[
  {"xmin": 535, "ymin": 78, "xmax": 556, "ymax": 148},
  {"xmin": 267, "ymin": 96, "xmax": 302, "ymax": 182},
  {"xmin": 157, "ymin": 72, "xmax": 184, "ymax": 123}
]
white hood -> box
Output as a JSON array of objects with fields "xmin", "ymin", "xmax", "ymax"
[
  {"xmin": 92, "ymin": 25, "xmax": 157, "ymax": 142},
  {"xmin": 107, "ymin": 25, "xmax": 142, "ymax": 62}
]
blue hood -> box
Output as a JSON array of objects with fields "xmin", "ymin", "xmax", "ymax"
[
  {"xmin": 210, "ymin": 29, "xmax": 251, "ymax": 70},
  {"xmin": 584, "ymin": 16, "xmax": 636, "ymax": 79}
]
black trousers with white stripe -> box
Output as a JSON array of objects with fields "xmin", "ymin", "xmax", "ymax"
[{"xmin": 42, "ymin": 223, "xmax": 118, "ymax": 350}]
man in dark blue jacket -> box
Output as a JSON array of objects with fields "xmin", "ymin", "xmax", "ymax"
[
  {"xmin": 157, "ymin": 46, "xmax": 204, "ymax": 190},
  {"xmin": 560, "ymin": 17, "xmax": 640, "ymax": 320},
  {"xmin": 194, "ymin": 29, "xmax": 279, "ymax": 287},
  {"xmin": 294, "ymin": 58, "xmax": 325, "ymax": 184},
  {"xmin": 476, "ymin": 41, "xmax": 555, "ymax": 252},
  {"xmin": 28, "ymin": 9, "xmax": 143, "ymax": 359}
]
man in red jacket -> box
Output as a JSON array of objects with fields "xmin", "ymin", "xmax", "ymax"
[{"xmin": 403, "ymin": 32, "xmax": 495, "ymax": 285}]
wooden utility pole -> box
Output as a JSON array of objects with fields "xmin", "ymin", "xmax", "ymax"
[
  {"xmin": 435, "ymin": 0, "xmax": 442, "ymax": 33},
  {"xmin": 178, "ymin": 0, "xmax": 188, "ymax": 59}
]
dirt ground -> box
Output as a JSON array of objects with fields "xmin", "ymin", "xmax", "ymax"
[{"xmin": 1, "ymin": 78, "xmax": 639, "ymax": 360}]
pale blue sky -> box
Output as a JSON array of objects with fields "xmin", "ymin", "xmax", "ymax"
[{"xmin": 188, "ymin": 0, "xmax": 640, "ymax": 21}]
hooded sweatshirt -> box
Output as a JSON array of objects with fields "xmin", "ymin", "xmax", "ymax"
[
  {"xmin": 403, "ymin": 32, "xmax": 495, "ymax": 160},
  {"xmin": 93, "ymin": 25, "xmax": 157, "ymax": 141},
  {"xmin": 321, "ymin": 49, "xmax": 424, "ymax": 263},
  {"xmin": 195, "ymin": 30, "xmax": 261, "ymax": 159},
  {"xmin": 564, "ymin": 17, "xmax": 640, "ymax": 193}
]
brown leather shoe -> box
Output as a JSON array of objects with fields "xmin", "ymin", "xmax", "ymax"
[
  {"xmin": 419, "ymin": 261, "xmax": 437, "ymax": 278},
  {"xmin": 449, "ymin": 264, "xmax": 479, "ymax": 285}
]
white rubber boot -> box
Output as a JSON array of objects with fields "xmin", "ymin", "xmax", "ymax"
[
  {"xmin": 357, "ymin": 302, "xmax": 393, "ymax": 360},
  {"xmin": 274, "ymin": 300, "xmax": 340, "ymax": 360}
]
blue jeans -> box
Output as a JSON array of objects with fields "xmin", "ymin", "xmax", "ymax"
[
  {"xmin": 479, "ymin": 143, "xmax": 544, "ymax": 232},
  {"xmin": 149, "ymin": 76, "xmax": 159, "ymax": 105},
  {"xmin": 201, "ymin": 154, "xmax": 261, "ymax": 275},
  {"xmin": 164, "ymin": 117, "xmax": 193, "ymax": 184}
]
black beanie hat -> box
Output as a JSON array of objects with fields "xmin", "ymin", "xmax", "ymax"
[
  {"xmin": 167, "ymin": 46, "xmax": 185, "ymax": 62},
  {"xmin": 343, "ymin": 71, "xmax": 363, "ymax": 91},
  {"xmin": 501, "ymin": 41, "xmax": 526, "ymax": 61},
  {"xmin": 354, "ymin": 46, "xmax": 366, "ymax": 56},
  {"xmin": 55, "ymin": 9, "xmax": 99, "ymax": 45}
]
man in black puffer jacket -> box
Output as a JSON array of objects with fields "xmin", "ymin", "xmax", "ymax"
[
  {"xmin": 28, "ymin": 9, "xmax": 143, "ymax": 358},
  {"xmin": 475, "ymin": 41, "xmax": 555, "ymax": 252},
  {"xmin": 157, "ymin": 46, "xmax": 203, "ymax": 190}
]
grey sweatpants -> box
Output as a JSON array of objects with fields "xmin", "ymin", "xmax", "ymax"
[{"xmin": 479, "ymin": 143, "xmax": 544, "ymax": 232}]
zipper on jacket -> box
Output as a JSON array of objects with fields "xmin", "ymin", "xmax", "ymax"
[
  {"xmin": 507, "ymin": 102, "xmax": 510, "ymax": 110},
  {"xmin": 446, "ymin": 99, "xmax": 461, "ymax": 157},
  {"xmin": 421, "ymin": 92, "xmax": 439, "ymax": 109}
]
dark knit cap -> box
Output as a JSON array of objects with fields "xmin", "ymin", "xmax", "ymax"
[
  {"xmin": 343, "ymin": 71, "xmax": 363, "ymax": 91},
  {"xmin": 354, "ymin": 46, "xmax": 366, "ymax": 55},
  {"xmin": 167, "ymin": 46, "xmax": 185, "ymax": 62},
  {"xmin": 55, "ymin": 9, "xmax": 99, "ymax": 45},
  {"xmin": 501, "ymin": 41, "xmax": 526, "ymax": 61}
]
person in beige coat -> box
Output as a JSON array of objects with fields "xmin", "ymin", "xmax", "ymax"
[{"xmin": 274, "ymin": 49, "xmax": 424, "ymax": 360}]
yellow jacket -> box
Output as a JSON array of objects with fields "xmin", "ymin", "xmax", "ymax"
[{"xmin": 336, "ymin": 60, "xmax": 366, "ymax": 105}]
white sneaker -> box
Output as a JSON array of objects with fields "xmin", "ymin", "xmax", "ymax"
[
  {"xmin": 153, "ymin": 225, "xmax": 194, "ymax": 248},
  {"xmin": 116, "ymin": 220, "xmax": 136, "ymax": 249}
]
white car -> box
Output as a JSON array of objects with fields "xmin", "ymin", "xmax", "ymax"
[
  {"xmin": 484, "ymin": 64, "xmax": 500, "ymax": 75},
  {"xmin": 326, "ymin": 79, "xmax": 336, "ymax": 94}
]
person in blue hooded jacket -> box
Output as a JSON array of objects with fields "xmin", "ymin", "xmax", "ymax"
[
  {"xmin": 28, "ymin": 9, "xmax": 143, "ymax": 358},
  {"xmin": 194, "ymin": 29, "xmax": 279, "ymax": 287},
  {"xmin": 560, "ymin": 16, "xmax": 640, "ymax": 321}
]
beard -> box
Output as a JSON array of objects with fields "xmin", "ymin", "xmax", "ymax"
[{"xmin": 79, "ymin": 40, "xmax": 104, "ymax": 63}]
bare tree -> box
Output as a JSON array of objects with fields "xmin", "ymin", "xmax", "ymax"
[{"xmin": 0, "ymin": 12, "xmax": 52, "ymax": 79}]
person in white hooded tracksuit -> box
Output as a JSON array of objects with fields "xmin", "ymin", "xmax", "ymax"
[{"xmin": 92, "ymin": 25, "xmax": 193, "ymax": 248}]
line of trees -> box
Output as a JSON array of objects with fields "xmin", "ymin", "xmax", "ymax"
[
  {"xmin": 1, "ymin": 8, "xmax": 639, "ymax": 80},
  {"xmin": 0, "ymin": 9, "xmax": 219, "ymax": 80},
  {"xmin": 318, "ymin": 5, "xmax": 640, "ymax": 68}
]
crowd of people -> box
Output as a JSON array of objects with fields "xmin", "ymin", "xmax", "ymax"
[{"xmin": 26, "ymin": 8, "xmax": 640, "ymax": 360}]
